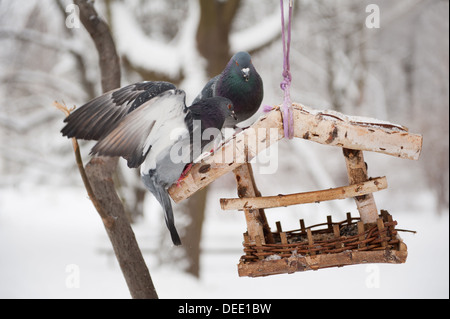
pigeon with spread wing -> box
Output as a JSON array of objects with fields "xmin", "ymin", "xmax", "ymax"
[{"xmin": 62, "ymin": 81, "xmax": 235, "ymax": 245}]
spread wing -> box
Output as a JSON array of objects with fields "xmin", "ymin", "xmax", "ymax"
[
  {"xmin": 90, "ymin": 89, "xmax": 188, "ymax": 169},
  {"xmin": 61, "ymin": 81, "xmax": 176, "ymax": 140}
]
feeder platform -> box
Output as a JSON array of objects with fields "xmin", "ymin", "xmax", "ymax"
[{"xmin": 169, "ymin": 104, "xmax": 422, "ymax": 277}]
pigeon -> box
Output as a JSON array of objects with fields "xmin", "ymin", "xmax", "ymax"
[
  {"xmin": 61, "ymin": 81, "xmax": 236, "ymax": 246},
  {"xmin": 193, "ymin": 51, "xmax": 264, "ymax": 128}
]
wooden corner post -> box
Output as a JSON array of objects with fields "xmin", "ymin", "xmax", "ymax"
[
  {"xmin": 233, "ymin": 163, "xmax": 274, "ymax": 244},
  {"xmin": 343, "ymin": 148, "xmax": 379, "ymax": 224}
]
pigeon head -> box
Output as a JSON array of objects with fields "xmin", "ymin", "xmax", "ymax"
[
  {"xmin": 229, "ymin": 51, "xmax": 253, "ymax": 83},
  {"xmin": 215, "ymin": 51, "xmax": 264, "ymax": 126},
  {"xmin": 212, "ymin": 96, "xmax": 237, "ymax": 122},
  {"xmin": 189, "ymin": 97, "xmax": 235, "ymax": 131}
]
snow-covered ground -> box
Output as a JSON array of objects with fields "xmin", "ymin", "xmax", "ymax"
[{"xmin": 0, "ymin": 184, "xmax": 448, "ymax": 299}]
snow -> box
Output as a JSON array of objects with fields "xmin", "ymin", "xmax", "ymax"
[
  {"xmin": 230, "ymin": 7, "xmax": 282, "ymax": 53},
  {"xmin": 297, "ymin": 104, "xmax": 407, "ymax": 131},
  {"xmin": 111, "ymin": 0, "xmax": 207, "ymax": 105},
  {"xmin": 0, "ymin": 184, "xmax": 448, "ymax": 299},
  {"xmin": 111, "ymin": 2, "xmax": 180, "ymax": 78}
]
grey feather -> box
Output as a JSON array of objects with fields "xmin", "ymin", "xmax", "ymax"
[{"xmin": 142, "ymin": 171, "xmax": 181, "ymax": 246}]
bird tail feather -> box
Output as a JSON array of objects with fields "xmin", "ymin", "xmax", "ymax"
[
  {"xmin": 142, "ymin": 174, "xmax": 182, "ymax": 246},
  {"xmin": 158, "ymin": 188, "xmax": 182, "ymax": 246}
]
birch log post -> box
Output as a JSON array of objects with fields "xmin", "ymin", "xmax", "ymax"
[
  {"xmin": 343, "ymin": 148, "xmax": 379, "ymax": 224},
  {"xmin": 233, "ymin": 163, "xmax": 274, "ymax": 244},
  {"xmin": 291, "ymin": 104, "xmax": 422, "ymax": 160}
]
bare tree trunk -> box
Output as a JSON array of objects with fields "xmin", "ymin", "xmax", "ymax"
[
  {"xmin": 178, "ymin": 187, "xmax": 208, "ymax": 277},
  {"xmin": 196, "ymin": 0, "xmax": 241, "ymax": 76},
  {"xmin": 74, "ymin": 0, "xmax": 158, "ymax": 299}
]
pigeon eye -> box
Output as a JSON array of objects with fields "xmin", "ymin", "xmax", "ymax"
[
  {"xmin": 228, "ymin": 104, "xmax": 232, "ymax": 110},
  {"xmin": 235, "ymin": 61, "xmax": 239, "ymax": 67}
]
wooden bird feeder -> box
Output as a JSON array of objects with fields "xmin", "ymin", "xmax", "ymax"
[{"xmin": 168, "ymin": 103, "xmax": 422, "ymax": 277}]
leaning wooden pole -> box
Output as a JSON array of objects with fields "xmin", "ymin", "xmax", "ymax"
[{"xmin": 74, "ymin": 0, "xmax": 158, "ymax": 299}]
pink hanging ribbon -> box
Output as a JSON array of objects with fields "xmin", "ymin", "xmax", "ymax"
[{"xmin": 280, "ymin": 0, "xmax": 294, "ymax": 139}]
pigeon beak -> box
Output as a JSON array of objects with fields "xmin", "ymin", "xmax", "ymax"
[
  {"xmin": 231, "ymin": 110, "xmax": 237, "ymax": 120},
  {"xmin": 241, "ymin": 68, "xmax": 250, "ymax": 82}
]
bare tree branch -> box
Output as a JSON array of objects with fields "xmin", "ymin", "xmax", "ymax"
[
  {"xmin": 74, "ymin": 0, "xmax": 120, "ymax": 92},
  {"xmin": 54, "ymin": 101, "xmax": 115, "ymax": 227},
  {"xmin": 73, "ymin": 0, "xmax": 158, "ymax": 299}
]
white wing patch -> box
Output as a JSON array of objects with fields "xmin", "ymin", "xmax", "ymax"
[{"xmin": 91, "ymin": 89, "xmax": 187, "ymax": 169}]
